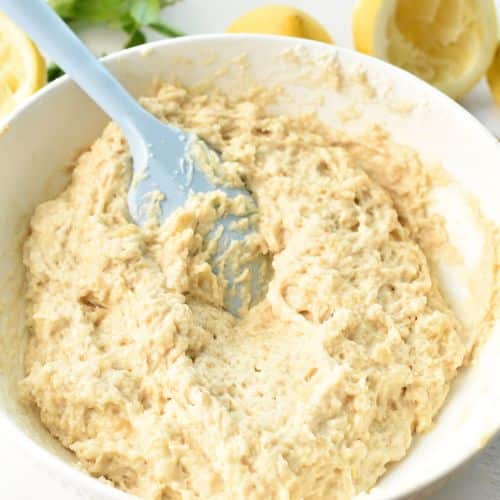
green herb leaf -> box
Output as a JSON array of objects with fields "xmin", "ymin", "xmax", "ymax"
[
  {"xmin": 47, "ymin": 63, "xmax": 65, "ymax": 82},
  {"xmin": 48, "ymin": 0, "xmax": 78, "ymax": 19},
  {"xmin": 125, "ymin": 29, "xmax": 147, "ymax": 48},
  {"xmin": 49, "ymin": 0, "xmax": 127, "ymax": 24},
  {"xmin": 130, "ymin": 0, "xmax": 160, "ymax": 25},
  {"xmin": 49, "ymin": 0, "xmax": 182, "ymax": 30},
  {"xmin": 48, "ymin": 0, "xmax": 184, "ymax": 52},
  {"xmin": 149, "ymin": 21, "xmax": 184, "ymax": 38}
]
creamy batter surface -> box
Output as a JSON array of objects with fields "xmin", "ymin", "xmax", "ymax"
[{"xmin": 22, "ymin": 85, "xmax": 466, "ymax": 499}]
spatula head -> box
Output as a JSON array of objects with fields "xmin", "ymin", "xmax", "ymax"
[{"xmin": 127, "ymin": 115, "xmax": 270, "ymax": 315}]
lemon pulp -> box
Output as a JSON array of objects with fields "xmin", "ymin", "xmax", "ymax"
[
  {"xmin": 353, "ymin": 0, "xmax": 498, "ymax": 99},
  {"xmin": 390, "ymin": 1, "xmax": 483, "ymax": 86}
]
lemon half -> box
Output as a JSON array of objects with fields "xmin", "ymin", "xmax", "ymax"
[
  {"xmin": 0, "ymin": 12, "xmax": 46, "ymax": 118},
  {"xmin": 353, "ymin": 0, "xmax": 498, "ymax": 99},
  {"xmin": 227, "ymin": 4, "xmax": 333, "ymax": 43}
]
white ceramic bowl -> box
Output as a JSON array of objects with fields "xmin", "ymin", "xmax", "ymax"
[{"xmin": 0, "ymin": 35, "xmax": 499, "ymax": 500}]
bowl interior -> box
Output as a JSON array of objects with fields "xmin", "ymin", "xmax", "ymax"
[{"xmin": 0, "ymin": 35, "xmax": 499, "ymax": 500}]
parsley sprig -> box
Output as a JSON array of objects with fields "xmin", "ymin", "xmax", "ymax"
[{"xmin": 47, "ymin": 0, "xmax": 184, "ymax": 80}]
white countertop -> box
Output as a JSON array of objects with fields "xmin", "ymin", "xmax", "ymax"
[{"xmin": 3, "ymin": 1, "xmax": 500, "ymax": 498}]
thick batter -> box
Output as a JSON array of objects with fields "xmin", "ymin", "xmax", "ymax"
[{"xmin": 21, "ymin": 84, "xmax": 466, "ymax": 499}]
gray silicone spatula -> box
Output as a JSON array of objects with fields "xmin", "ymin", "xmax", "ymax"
[{"xmin": 1, "ymin": 0, "xmax": 268, "ymax": 315}]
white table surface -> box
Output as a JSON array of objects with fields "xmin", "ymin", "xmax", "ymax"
[{"xmin": 2, "ymin": 1, "xmax": 500, "ymax": 498}]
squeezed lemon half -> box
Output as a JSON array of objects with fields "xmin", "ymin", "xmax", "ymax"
[
  {"xmin": 353, "ymin": 0, "xmax": 498, "ymax": 99},
  {"xmin": 227, "ymin": 4, "xmax": 333, "ymax": 43},
  {"xmin": 0, "ymin": 12, "xmax": 46, "ymax": 118}
]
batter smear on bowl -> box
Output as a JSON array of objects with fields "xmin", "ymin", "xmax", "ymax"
[{"xmin": 21, "ymin": 84, "xmax": 466, "ymax": 499}]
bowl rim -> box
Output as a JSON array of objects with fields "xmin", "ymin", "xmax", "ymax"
[{"xmin": 1, "ymin": 33, "xmax": 499, "ymax": 500}]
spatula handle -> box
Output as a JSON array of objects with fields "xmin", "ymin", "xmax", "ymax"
[{"xmin": 0, "ymin": 0, "xmax": 147, "ymax": 142}]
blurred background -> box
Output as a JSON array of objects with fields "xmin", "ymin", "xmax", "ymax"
[{"xmin": 3, "ymin": 0, "xmax": 500, "ymax": 135}]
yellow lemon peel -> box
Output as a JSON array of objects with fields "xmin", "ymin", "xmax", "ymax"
[
  {"xmin": 487, "ymin": 44, "xmax": 500, "ymax": 105},
  {"xmin": 227, "ymin": 4, "xmax": 333, "ymax": 44}
]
